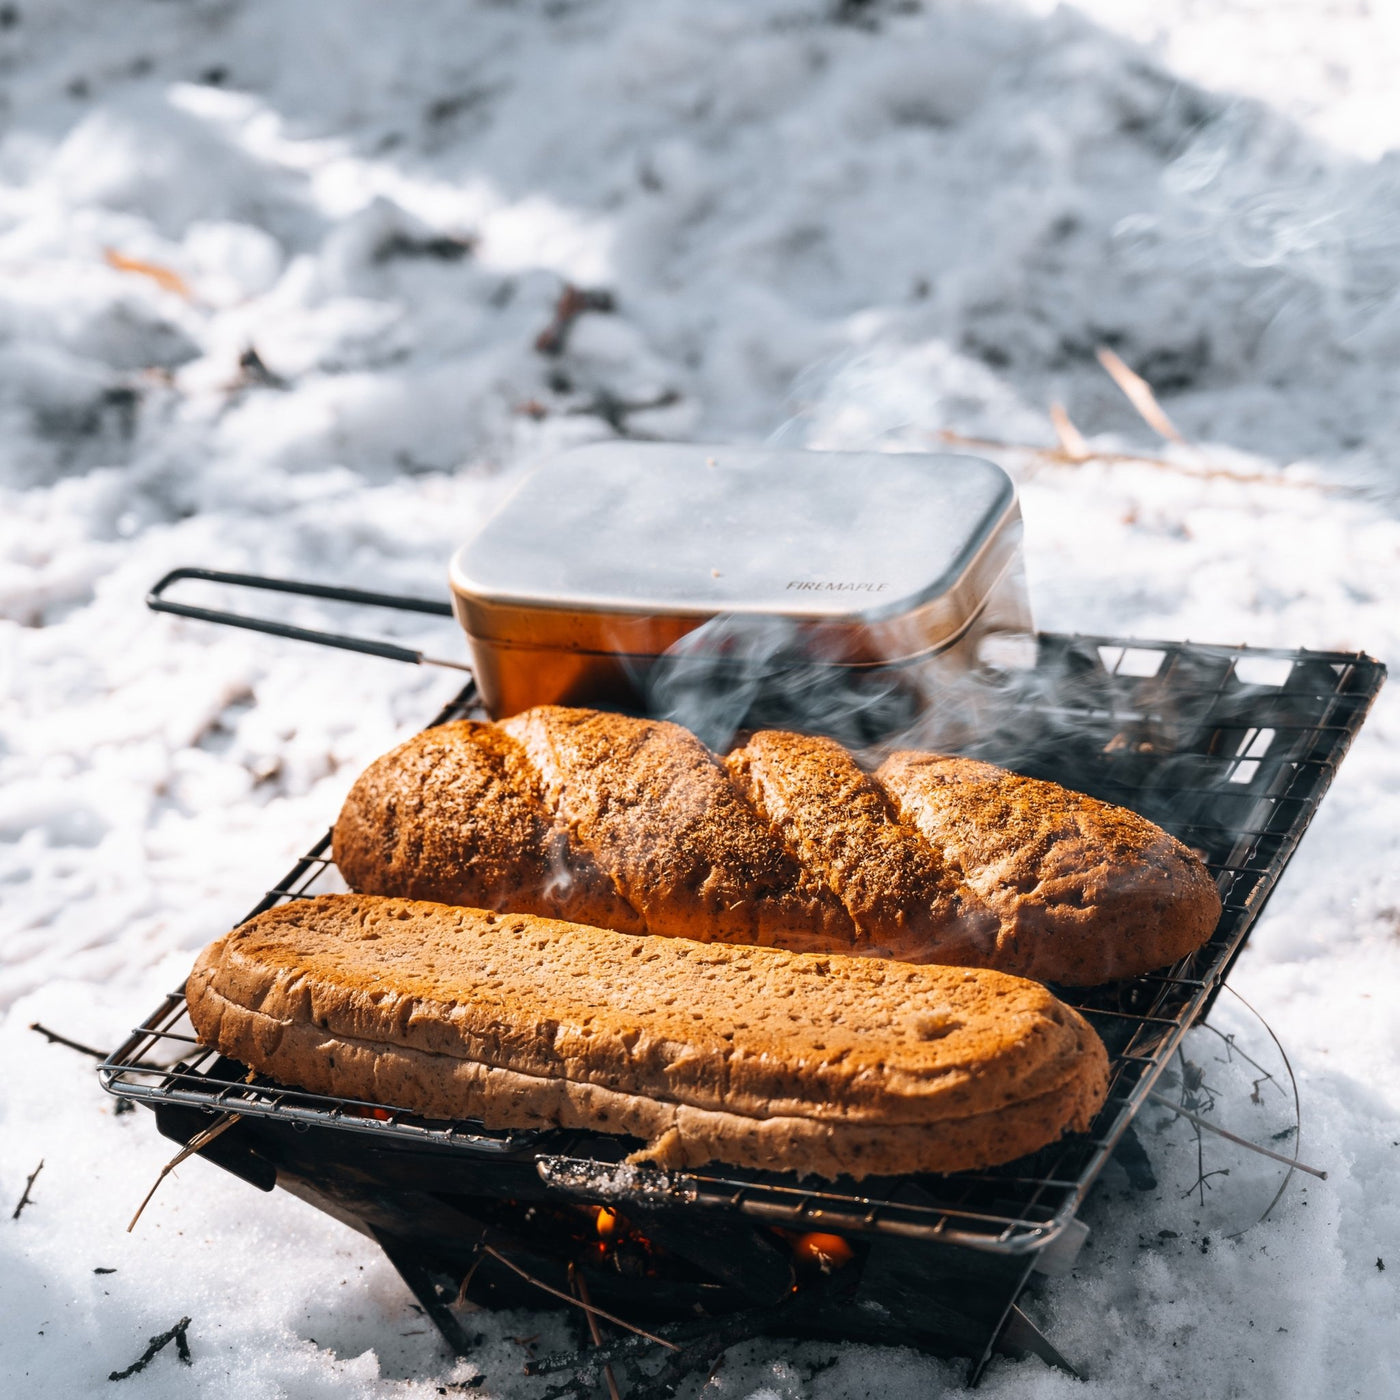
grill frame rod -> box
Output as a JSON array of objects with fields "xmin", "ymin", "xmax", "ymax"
[{"xmin": 99, "ymin": 633, "xmax": 1384, "ymax": 1380}]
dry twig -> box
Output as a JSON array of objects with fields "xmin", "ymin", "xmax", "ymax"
[
  {"xmin": 571, "ymin": 1264, "xmax": 623, "ymax": 1400},
  {"xmin": 932, "ymin": 429, "xmax": 1350, "ymax": 493},
  {"xmin": 569, "ymin": 388, "xmax": 678, "ymax": 433},
  {"xmin": 938, "ymin": 337, "xmax": 1356, "ymax": 496},
  {"xmin": 103, "ymin": 248, "xmax": 192, "ymax": 300},
  {"xmin": 374, "ymin": 230, "xmax": 476, "ymax": 263},
  {"xmin": 108, "ymin": 1316, "xmax": 192, "ymax": 1380},
  {"xmin": 127, "ymin": 1114, "xmax": 242, "ymax": 1232},
  {"xmin": 1146, "ymin": 1092, "xmax": 1327, "ymax": 1178},
  {"xmin": 29, "ymin": 1020, "xmax": 159, "ymax": 1074},
  {"xmin": 481, "ymin": 1245, "xmax": 679, "ymax": 1351},
  {"xmin": 1048, "ymin": 401, "xmax": 1090, "ymax": 461},
  {"xmin": 453, "ymin": 1251, "xmax": 485, "ymax": 1309},
  {"xmin": 535, "ymin": 284, "xmax": 615, "ymax": 356},
  {"xmin": 1095, "ymin": 346, "xmax": 1184, "ymax": 443},
  {"xmin": 29, "ymin": 1022, "xmax": 109, "ymax": 1059},
  {"xmin": 12, "ymin": 1160, "xmax": 43, "ymax": 1220}
]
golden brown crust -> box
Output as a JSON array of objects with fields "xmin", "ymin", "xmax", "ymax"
[
  {"xmin": 725, "ymin": 731, "xmax": 1000, "ymax": 963},
  {"xmin": 187, "ymin": 894, "xmax": 1109, "ymax": 1177},
  {"xmin": 499, "ymin": 707, "xmax": 848, "ymax": 947},
  {"xmin": 876, "ymin": 751, "xmax": 1224, "ymax": 984},
  {"xmin": 332, "ymin": 720, "xmax": 639, "ymax": 932},
  {"xmin": 333, "ymin": 707, "xmax": 1222, "ymax": 985}
]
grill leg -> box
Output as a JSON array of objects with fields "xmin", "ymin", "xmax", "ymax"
[
  {"xmin": 370, "ymin": 1228, "xmax": 481, "ymax": 1358},
  {"xmin": 989, "ymin": 1303, "xmax": 1081, "ymax": 1380}
]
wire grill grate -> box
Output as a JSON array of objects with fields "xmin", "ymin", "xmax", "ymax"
[{"xmin": 100, "ymin": 633, "xmax": 1384, "ymax": 1256}]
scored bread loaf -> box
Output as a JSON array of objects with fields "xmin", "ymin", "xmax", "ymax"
[
  {"xmin": 186, "ymin": 894, "xmax": 1109, "ymax": 1178},
  {"xmin": 332, "ymin": 706, "xmax": 1221, "ymax": 985}
]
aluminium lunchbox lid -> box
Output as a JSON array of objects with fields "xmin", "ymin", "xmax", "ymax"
[{"xmin": 448, "ymin": 442, "xmax": 1020, "ymax": 662}]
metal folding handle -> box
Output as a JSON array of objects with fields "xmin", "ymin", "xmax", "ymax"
[{"xmin": 146, "ymin": 567, "xmax": 472, "ymax": 671}]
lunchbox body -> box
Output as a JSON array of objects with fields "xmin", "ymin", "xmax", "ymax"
[{"xmin": 449, "ymin": 442, "xmax": 1032, "ymax": 723}]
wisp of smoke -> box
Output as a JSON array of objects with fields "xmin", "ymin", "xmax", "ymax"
[{"xmin": 643, "ymin": 613, "xmax": 922, "ymax": 753}]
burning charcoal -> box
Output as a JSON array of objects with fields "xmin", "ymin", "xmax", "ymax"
[{"xmin": 789, "ymin": 1232, "xmax": 855, "ymax": 1275}]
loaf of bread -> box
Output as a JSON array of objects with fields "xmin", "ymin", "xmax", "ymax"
[
  {"xmin": 187, "ymin": 894, "xmax": 1109, "ymax": 1178},
  {"xmin": 332, "ymin": 706, "xmax": 1220, "ymax": 985}
]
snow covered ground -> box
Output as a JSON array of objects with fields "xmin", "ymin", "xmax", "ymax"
[{"xmin": 3, "ymin": 1, "xmax": 1399, "ymax": 1395}]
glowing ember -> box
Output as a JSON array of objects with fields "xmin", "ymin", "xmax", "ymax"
[
  {"xmin": 792, "ymin": 1232, "xmax": 854, "ymax": 1271},
  {"xmin": 594, "ymin": 1206, "xmax": 620, "ymax": 1241},
  {"xmin": 347, "ymin": 1105, "xmax": 392, "ymax": 1121}
]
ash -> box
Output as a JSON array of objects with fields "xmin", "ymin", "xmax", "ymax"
[{"xmin": 2, "ymin": 2, "xmax": 1399, "ymax": 1398}]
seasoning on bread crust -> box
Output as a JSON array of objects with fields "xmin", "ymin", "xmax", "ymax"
[
  {"xmin": 187, "ymin": 894, "xmax": 1109, "ymax": 1178},
  {"xmin": 332, "ymin": 707, "xmax": 1221, "ymax": 985},
  {"xmin": 874, "ymin": 750, "xmax": 1224, "ymax": 985}
]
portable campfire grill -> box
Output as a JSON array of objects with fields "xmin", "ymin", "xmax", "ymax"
[{"xmin": 99, "ymin": 631, "xmax": 1384, "ymax": 1387}]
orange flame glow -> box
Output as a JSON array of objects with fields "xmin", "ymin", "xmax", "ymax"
[
  {"xmin": 791, "ymin": 1232, "xmax": 854, "ymax": 1271},
  {"xmin": 594, "ymin": 1206, "xmax": 619, "ymax": 1241}
]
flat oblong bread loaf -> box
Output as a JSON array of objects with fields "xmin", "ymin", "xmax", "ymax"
[
  {"xmin": 332, "ymin": 706, "xmax": 1221, "ymax": 985},
  {"xmin": 187, "ymin": 894, "xmax": 1109, "ymax": 1179}
]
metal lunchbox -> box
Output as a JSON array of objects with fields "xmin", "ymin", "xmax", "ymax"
[
  {"xmin": 448, "ymin": 442, "xmax": 1031, "ymax": 742},
  {"xmin": 147, "ymin": 442, "xmax": 1031, "ymax": 746}
]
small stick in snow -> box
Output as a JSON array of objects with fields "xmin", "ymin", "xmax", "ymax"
[
  {"xmin": 11, "ymin": 1159, "xmax": 44, "ymax": 1220},
  {"xmin": 571, "ymin": 1263, "xmax": 623, "ymax": 1400},
  {"xmin": 127, "ymin": 1113, "xmax": 243, "ymax": 1232},
  {"xmin": 102, "ymin": 248, "xmax": 192, "ymax": 301},
  {"xmin": 1095, "ymin": 346, "xmax": 1185, "ymax": 443},
  {"xmin": 1146, "ymin": 1092, "xmax": 1327, "ymax": 1178},
  {"xmin": 1049, "ymin": 402, "xmax": 1090, "ymax": 461},
  {"xmin": 481, "ymin": 1245, "xmax": 679, "ymax": 1351},
  {"xmin": 108, "ymin": 1316, "xmax": 192, "ymax": 1381},
  {"xmin": 29, "ymin": 1022, "xmax": 109, "ymax": 1060},
  {"xmin": 932, "ymin": 429, "xmax": 1354, "ymax": 494},
  {"xmin": 453, "ymin": 1251, "xmax": 485, "ymax": 1309},
  {"xmin": 534, "ymin": 284, "xmax": 615, "ymax": 356},
  {"xmin": 567, "ymin": 388, "xmax": 679, "ymax": 433}
]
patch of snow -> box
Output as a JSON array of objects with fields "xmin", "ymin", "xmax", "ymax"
[{"xmin": 2, "ymin": 1, "xmax": 1399, "ymax": 1397}]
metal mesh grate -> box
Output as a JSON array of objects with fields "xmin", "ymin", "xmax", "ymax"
[{"xmin": 100, "ymin": 634, "xmax": 1384, "ymax": 1256}]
